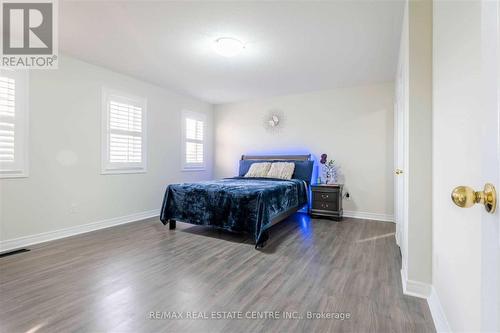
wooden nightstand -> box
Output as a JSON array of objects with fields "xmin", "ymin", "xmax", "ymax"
[{"xmin": 310, "ymin": 184, "xmax": 343, "ymax": 221}]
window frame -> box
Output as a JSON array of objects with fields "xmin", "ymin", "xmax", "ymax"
[
  {"xmin": 0, "ymin": 70, "xmax": 29, "ymax": 179},
  {"xmin": 181, "ymin": 110, "xmax": 206, "ymax": 171},
  {"xmin": 101, "ymin": 87, "xmax": 147, "ymax": 175}
]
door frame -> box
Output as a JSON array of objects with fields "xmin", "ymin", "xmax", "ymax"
[{"xmin": 480, "ymin": 0, "xmax": 500, "ymax": 329}]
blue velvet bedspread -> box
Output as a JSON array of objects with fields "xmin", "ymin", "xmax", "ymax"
[{"xmin": 160, "ymin": 177, "xmax": 308, "ymax": 245}]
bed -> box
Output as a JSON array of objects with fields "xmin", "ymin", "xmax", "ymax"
[{"xmin": 160, "ymin": 154, "xmax": 313, "ymax": 248}]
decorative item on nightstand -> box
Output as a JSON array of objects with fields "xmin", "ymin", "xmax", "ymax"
[
  {"xmin": 310, "ymin": 183, "xmax": 343, "ymax": 221},
  {"xmin": 319, "ymin": 153, "xmax": 337, "ymax": 184}
]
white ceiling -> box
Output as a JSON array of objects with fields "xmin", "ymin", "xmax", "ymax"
[{"xmin": 60, "ymin": 1, "xmax": 405, "ymax": 104}]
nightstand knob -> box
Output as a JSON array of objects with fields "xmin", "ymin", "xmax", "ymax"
[
  {"xmin": 321, "ymin": 203, "xmax": 329, "ymax": 208},
  {"xmin": 321, "ymin": 194, "xmax": 329, "ymax": 199}
]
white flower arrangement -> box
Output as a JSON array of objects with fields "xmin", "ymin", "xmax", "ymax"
[{"xmin": 320, "ymin": 153, "xmax": 337, "ymax": 184}]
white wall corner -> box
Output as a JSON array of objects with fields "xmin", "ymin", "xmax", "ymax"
[
  {"xmin": 427, "ymin": 287, "xmax": 452, "ymax": 333},
  {"xmin": 343, "ymin": 210, "xmax": 394, "ymax": 223},
  {"xmin": 400, "ymin": 263, "xmax": 431, "ymax": 298},
  {"xmin": 0, "ymin": 209, "xmax": 160, "ymax": 252}
]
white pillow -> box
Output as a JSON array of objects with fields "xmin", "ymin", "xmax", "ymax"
[
  {"xmin": 245, "ymin": 162, "xmax": 272, "ymax": 177},
  {"xmin": 266, "ymin": 162, "xmax": 295, "ymax": 180}
]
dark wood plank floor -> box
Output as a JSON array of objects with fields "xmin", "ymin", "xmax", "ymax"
[{"xmin": 0, "ymin": 214, "xmax": 435, "ymax": 333}]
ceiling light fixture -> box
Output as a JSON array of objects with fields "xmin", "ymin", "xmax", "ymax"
[{"xmin": 213, "ymin": 37, "xmax": 245, "ymax": 57}]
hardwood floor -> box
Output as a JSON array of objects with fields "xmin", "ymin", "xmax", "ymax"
[{"xmin": 0, "ymin": 214, "xmax": 435, "ymax": 332}]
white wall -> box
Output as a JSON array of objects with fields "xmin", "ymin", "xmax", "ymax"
[
  {"xmin": 0, "ymin": 55, "xmax": 213, "ymax": 244},
  {"xmin": 408, "ymin": 0, "xmax": 433, "ymax": 287},
  {"xmin": 214, "ymin": 83, "xmax": 394, "ymax": 219}
]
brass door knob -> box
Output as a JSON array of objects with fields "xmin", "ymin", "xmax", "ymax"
[
  {"xmin": 395, "ymin": 169, "xmax": 404, "ymax": 175},
  {"xmin": 451, "ymin": 183, "xmax": 497, "ymax": 213}
]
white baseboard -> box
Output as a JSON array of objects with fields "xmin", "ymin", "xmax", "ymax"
[
  {"xmin": 400, "ymin": 265, "xmax": 451, "ymax": 332},
  {"xmin": 400, "ymin": 263, "xmax": 431, "ymax": 299},
  {"xmin": 0, "ymin": 209, "xmax": 160, "ymax": 252},
  {"xmin": 428, "ymin": 287, "xmax": 452, "ymax": 332},
  {"xmin": 343, "ymin": 210, "xmax": 394, "ymax": 222}
]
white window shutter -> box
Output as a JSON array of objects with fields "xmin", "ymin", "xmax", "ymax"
[
  {"xmin": 185, "ymin": 142, "xmax": 203, "ymax": 164},
  {"xmin": 101, "ymin": 88, "xmax": 147, "ymax": 174},
  {"xmin": 0, "ymin": 76, "xmax": 15, "ymax": 163},
  {"xmin": 109, "ymin": 101, "xmax": 143, "ymax": 163},
  {"xmin": 0, "ymin": 71, "xmax": 28, "ymax": 178},
  {"xmin": 182, "ymin": 111, "xmax": 205, "ymax": 170}
]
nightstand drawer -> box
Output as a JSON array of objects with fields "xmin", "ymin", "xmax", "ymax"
[
  {"xmin": 312, "ymin": 200, "xmax": 338, "ymax": 211},
  {"xmin": 312, "ymin": 191, "xmax": 339, "ymax": 203}
]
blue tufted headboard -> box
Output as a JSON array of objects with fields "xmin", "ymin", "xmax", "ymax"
[{"xmin": 239, "ymin": 154, "xmax": 314, "ymax": 184}]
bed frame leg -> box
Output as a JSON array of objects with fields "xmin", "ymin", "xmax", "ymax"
[
  {"xmin": 255, "ymin": 241, "xmax": 266, "ymax": 249},
  {"xmin": 169, "ymin": 220, "xmax": 176, "ymax": 230},
  {"xmin": 255, "ymin": 230, "xmax": 269, "ymax": 249}
]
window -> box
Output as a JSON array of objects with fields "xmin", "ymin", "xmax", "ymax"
[
  {"xmin": 182, "ymin": 111, "xmax": 205, "ymax": 170},
  {"xmin": 101, "ymin": 88, "xmax": 147, "ymax": 174},
  {"xmin": 0, "ymin": 70, "xmax": 28, "ymax": 178}
]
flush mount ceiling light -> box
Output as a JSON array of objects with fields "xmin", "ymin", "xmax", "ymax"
[{"xmin": 213, "ymin": 37, "xmax": 245, "ymax": 57}]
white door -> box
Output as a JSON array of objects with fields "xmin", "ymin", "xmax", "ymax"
[
  {"xmin": 394, "ymin": 4, "xmax": 408, "ymax": 265},
  {"xmin": 394, "ymin": 73, "xmax": 406, "ymax": 249},
  {"xmin": 433, "ymin": 0, "xmax": 499, "ymax": 331}
]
